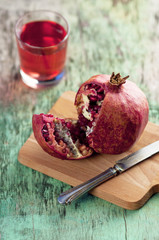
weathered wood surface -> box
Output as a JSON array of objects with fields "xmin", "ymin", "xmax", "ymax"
[
  {"xmin": 18, "ymin": 91, "xmax": 159, "ymax": 210},
  {"xmin": 1, "ymin": 0, "xmax": 159, "ymax": 239}
]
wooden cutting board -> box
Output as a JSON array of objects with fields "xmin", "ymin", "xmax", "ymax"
[{"xmin": 18, "ymin": 91, "xmax": 159, "ymax": 210}]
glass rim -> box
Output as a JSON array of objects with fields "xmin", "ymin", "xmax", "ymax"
[{"xmin": 15, "ymin": 10, "xmax": 70, "ymax": 50}]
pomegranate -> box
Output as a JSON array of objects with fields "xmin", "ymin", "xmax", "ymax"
[
  {"xmin": 32, "ymin": 113, "xmax": 93, "ymax": 160},
  {"xmin": 32, "ymin": 72, "xmax": 149, "ymax": 159},
  {"xmin": 75, "ymin": 72, "xmax": 149, "ymax": 154}
]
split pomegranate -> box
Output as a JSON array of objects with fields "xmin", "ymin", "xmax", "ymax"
[
  {"xmin": 32, "ymin": 113, "xmax": 93, "ymax": 160},
  {"xmin": 32, "ymin": 72, "xmax": 149, "ymax": 159},
  {"xmin": 75, "ymin": 72, "xmax": 149, "ymax": 154}
]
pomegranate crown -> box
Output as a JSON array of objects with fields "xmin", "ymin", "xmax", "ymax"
[{"xmin": 110, "ymin": 72, "xmax": 129, "ymax": 86}]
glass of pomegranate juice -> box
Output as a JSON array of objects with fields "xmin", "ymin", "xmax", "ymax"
[{"xmin": 15, "ymin": 10, "xmax": 69, "ymax": 88}]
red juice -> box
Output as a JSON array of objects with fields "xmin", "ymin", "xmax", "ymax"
[{"xmin": 17, "ymin": 20, "xmax": 68, "ymax": 81}]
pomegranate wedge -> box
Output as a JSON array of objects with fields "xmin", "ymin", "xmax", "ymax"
[{"xmin": 32, "ymin": 113, "xmax": 94, "ymax": 160}]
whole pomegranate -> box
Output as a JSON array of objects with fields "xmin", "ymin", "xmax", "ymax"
[
  {"xmin": 75, "ymin": 72, "xmax": 149, "ymax": 154},
  {"xmin": 32, "ymin": 72, "xmax": 149, "ymax": 159}
]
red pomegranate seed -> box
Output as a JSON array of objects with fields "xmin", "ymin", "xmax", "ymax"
[
  {"xmin": 89, "ymin": 95, "xmax": 98, "ymax": 102},
  {"xmin": 94, "ymin": 85, "xmax": 101, "ymax": 90},
  {"xmin": 98, "ymin": 94, "xmax": 105, "ymax": 101},
  {"xmin": 97, "ymin": 87, "xmax": 104, "ymax": 93},
  {"xmin": 79, "ymin": 144, "xmax": 86, "ymax": 152},
  {"xmin": 62, "ymin": 149, "xmax": 66, "ymax": 153},
  {"xmin": 59, "ymin": 140, "xmax": 64, "ymax": 147},
  {"xmin": 66, "ymin": 122, "xmax": 72, "ymax": 129}
]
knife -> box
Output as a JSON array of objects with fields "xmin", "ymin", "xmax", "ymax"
[{"xmin": 58, "ymin": 141, "xmax": 159, "ymax": 205}]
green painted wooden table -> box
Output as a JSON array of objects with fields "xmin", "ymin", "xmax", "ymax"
[{"xmin": 1, "ymin": 0, "xmax": 159, "ymax": 239}]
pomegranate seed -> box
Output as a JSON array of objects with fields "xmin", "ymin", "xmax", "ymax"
[
  {"xmin": 43, "ymin": 133, "xmax": 49, "ymax": 138},
  {"xmin": 66, "ymin": 122, "xmax": 72, "ymax": 129},
  {"xmin": 98, "ymin": 94, "xmax": 105, "ymax": 101},
  {"xmin": 79, "ymin": 144, "xmax": 86, "ymax": 152},
  {"xmin": 59, "ymin": 140, "xmax": 64, "ymax": 147},
  {"xmin": 94, "ymin": 113, "xmax": 99, "ymax": 118},
  {"xmin": 82, "ymin": 149, "xmax": 88, "ymax": 156},
  {"xmin": 62, "ymin": 149, "xmax": 66, "ymax": 153},
  {"xmin": 60, "ymin": 119, "xmax": 66, "ymax": 126},
  {"xmin": 47, "ymin": 114, "xmax": 53, "ymax": 117},
  {"xmin": 97, "ymin": 87, "xmax": 104, "ymax": 93},
  {"xmin": 94, "ymin": 85, "xmax": 101, "ymax": 90},
  {"xmin": 89, "ymin": 95, "xmax": 98, "ymax": 102}
]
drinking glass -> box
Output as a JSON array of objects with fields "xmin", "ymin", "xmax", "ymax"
[{"xmin": 15, "ymin": 10, "xmax": 69, "ymax": 89}]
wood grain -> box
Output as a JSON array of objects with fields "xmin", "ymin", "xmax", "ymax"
[{"xmin": 18, "ymin": 91, "xmax": 159, "ymax": 210}]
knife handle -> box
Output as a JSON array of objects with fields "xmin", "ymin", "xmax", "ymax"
[{"xmin": 58, "ymin": 167, "xmax": 117, "ymax": 205}]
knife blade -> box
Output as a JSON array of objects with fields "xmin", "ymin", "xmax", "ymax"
[{"xmin": 58, "ymin": 141, "xmax": 159, "ymax": 205}]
